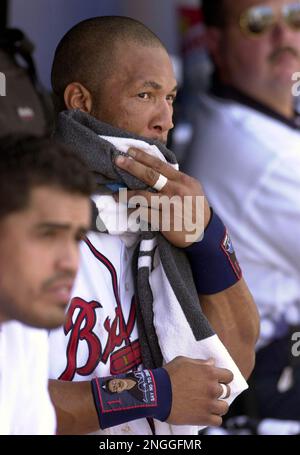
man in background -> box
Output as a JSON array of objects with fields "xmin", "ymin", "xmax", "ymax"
[
  {"xmin": 0, "ymin": 135, "xmax": 93, "ymax": 434},
  {"xmin": 184, "ymin": 0, "xmax": 300, "ymax": 421}
]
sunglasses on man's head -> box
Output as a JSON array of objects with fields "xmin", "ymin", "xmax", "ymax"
[{"xmin": 239, "ymin": 2, "xmax": 300, "ymax": 37}]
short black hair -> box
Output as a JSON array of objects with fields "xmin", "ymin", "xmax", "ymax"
[
  {"xmin": 51, "ymin": 16, "xmax": 165, "ymax": 113},
  {"xmin": 0, "ymin": 135, "xmax": 95, "ymax": 219},
  {"xmin": 201, "ymin": 0, "xmax": 227, "ymax": 27}
]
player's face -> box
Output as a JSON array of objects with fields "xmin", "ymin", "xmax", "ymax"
[
  {"xmin": 91, "ymin": 42, "xmax": 177, "ymax": 144},
  {"xmin": 108, "ymin": 379, "xmax": 127, "ymax": 393},
  {"xmin": 108, "ymin": 378, "xmax": 136, "ymax": 393},
  {"xmin": 0, "ymin": 186, "xmax": 90, "ymax": 329},
  {"xmin": 213, "ymin": 0, "xmax": 300, "ymax": 97}
]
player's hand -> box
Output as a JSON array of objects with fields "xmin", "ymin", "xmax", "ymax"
[
  {"xmin": 114, "ymin": 148, "xmax": 211, "ymax": 247},
  {"xmin": 163, "ymin": 356, "xmax": 233, "ymax": 426}
]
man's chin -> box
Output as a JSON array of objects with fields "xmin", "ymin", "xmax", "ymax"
[
  {"xmin": 27, "ymin": 307, "xmax": 67, "ymax": 330},
  {"xmin": 38, "ymin": 314, "xmax": 66, "ymax": 330}
]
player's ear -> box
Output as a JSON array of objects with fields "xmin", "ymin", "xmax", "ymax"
[{"xmin": 64, "ymin": 82, "xmax": 92, "ymax": 113}]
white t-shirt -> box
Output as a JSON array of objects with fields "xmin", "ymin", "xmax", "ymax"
[
  {"xmin": 184, "ymin": 93, "xmax": 300, "ymax": 347},
  {"xmin": 0, "ymin": 320, "xmax": 56, "ymax": 435}
]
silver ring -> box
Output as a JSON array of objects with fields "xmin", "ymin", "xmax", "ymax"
[
  {"xmin": 152, "ymin": 173, "xmax": 168, "ymax": 191},
  {"xmin": 219, "ymin": 383, "xmax": 229, "ymax": 400}
]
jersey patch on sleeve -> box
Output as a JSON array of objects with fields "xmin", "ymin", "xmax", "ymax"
[
  {"xmin": 221, "ymin": 230, "xmax": 242, "ymax": 280},
  {"xmin": 97, "ymin": 369, "xmax": 157, "ymax": 413}
]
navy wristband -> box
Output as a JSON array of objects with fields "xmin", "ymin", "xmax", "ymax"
[
  {"xmin": 185, "ymin": 209, "xmax": 242, "ymax": 295},
  {"xmin": 91, "ymin": 368, "xmax": 172, "ymax": 430}
]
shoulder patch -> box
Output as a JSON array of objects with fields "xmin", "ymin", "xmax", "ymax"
[{"xmin": 221, "ymin": 230, "xmax": 242, "ymax": 280}]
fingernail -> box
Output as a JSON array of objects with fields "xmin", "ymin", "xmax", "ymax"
[
  {"xmin": 128, "ymin": 148, "xmax": 136, "ymax": 158},
  {"xmin": 115, "ymin": 155, "xmax": 126, "ymax": 165}
]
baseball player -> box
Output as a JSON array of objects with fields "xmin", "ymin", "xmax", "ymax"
[
  {"xmin": 0, "ymin": 135, "xmax": 93, "ymax": 434},
  {"xmin": 47, "ymin": 16, "xmax": 259, "ymax": 435}
]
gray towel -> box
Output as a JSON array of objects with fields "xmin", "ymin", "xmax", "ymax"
[{"xmin": 54, "ymin": 110, "xmax": 220, "ymax": 368}]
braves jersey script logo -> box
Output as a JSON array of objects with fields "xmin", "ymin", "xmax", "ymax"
[{"xmin": 59, "ymin": 297, "xmax": 138, "ymax": 380}]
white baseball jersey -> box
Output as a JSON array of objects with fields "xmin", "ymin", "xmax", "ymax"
[
  {"xmin": 184, "ymin": 93, "xmax": 300, "ymax": 348},
  {"xmin": 0, "ymin": 320, "xmax": 56, "ymax": 435},
  {"xmin": 48, "ymin": 205, "xmax": 158, "ymax": 435}
]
